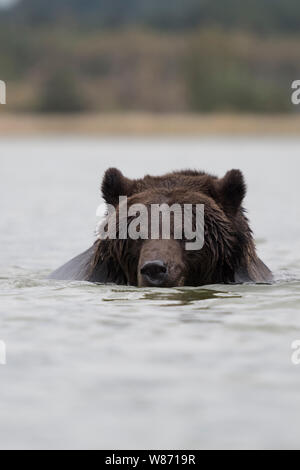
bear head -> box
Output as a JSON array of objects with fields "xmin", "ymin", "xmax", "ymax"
[{"xmin": 88, "ymin": 167, "xmax": 264, "ymax": 288}]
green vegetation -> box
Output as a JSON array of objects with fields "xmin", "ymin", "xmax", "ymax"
[
  {"xmin": 185, "ymin": 31, "xmax": 293, "ymax": 113},
  {"xmin": 38, "ymin": 68, "xmax": 86, "ymax": 113},
  {"xmin": 5, "ymin": 0, "xmax": 300, "ymax": 33},
  {"xmin": 0, "ymin": 1, "xmax": 300, "ymax": 113}
]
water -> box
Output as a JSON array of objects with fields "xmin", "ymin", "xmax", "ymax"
[{"xmin": 0, "ymin": 137, "xmax": 300, "ymax": 450}]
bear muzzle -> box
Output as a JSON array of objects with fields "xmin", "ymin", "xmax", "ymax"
[{"xmin": 137, "ymin": 240, "xmax": 186, "ymax": 288}]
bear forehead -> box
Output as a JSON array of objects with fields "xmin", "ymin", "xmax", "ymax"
[
  {"xmin": 132, "ymin": 172, "xmax": 218, "ymax": 198},
  {"xmin": 126, "ymin": 187, "xmax": 217, "ymax": 207}
]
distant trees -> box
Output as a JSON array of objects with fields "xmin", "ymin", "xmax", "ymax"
[
  {"xmin": 185, "ymin": 31, "xmax": 291, "ymax": 113},
  {"xmin": 4, "ymin": 0, "xmax": 300, "ymax": 33},
  {"xmin": 0, "ymin": 1, "xmax": 300, "ymax": 113},
  {"xmin": 38, "ymin": 68, "xmax": 86, "ymax": 113}
]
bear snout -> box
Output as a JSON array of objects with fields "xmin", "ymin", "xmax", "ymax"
[
  {"xmin": 137, "ymin": 240, "xmax": 186, "ymax": 288},
  {"xmin": 140, "ymin": 260, "xmax": 168, "ymax": 287}
]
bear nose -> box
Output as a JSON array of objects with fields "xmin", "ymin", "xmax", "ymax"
[{"xmin": 140, "ymin": 260, "xmax": 168, "ymax": 286}]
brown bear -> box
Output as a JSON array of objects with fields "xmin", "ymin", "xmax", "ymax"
[{"xmin": 50, "ymin": 168, "xmax": 272, "ymax": 287}]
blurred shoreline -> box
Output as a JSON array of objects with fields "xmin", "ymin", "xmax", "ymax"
[{"xmin": 0, "ymin": 113, "xmax": 300, "ymax": 136}]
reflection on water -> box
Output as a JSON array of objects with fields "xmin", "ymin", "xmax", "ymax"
[
  {"xmin": 143, "ymin": 288, "xmax": 241, "ymax": 306},
  {"xmin": 101, "ymin": 286, "xmax": 242, "ymax": 307},
  {"xmin": 0, "ymin": 138, "xmax": 300, "ymax": 450}
]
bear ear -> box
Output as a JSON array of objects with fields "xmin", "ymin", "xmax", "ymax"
[
  {"xmin": 101, "ymin": 168, "xmax": 134, "ymax": 206},
  {"xmin": 218, "ymin": 169, "xmax": 246, "ymax": 215}
]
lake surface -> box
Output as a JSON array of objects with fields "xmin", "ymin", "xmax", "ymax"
[{"xmin": 0, "ymin": 137, "xmax": 300, "ymax": 450}]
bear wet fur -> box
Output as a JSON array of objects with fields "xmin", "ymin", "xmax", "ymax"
[{"xmin": 50, "ymin": 168, "xmax": 272, "ymax": 286}]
